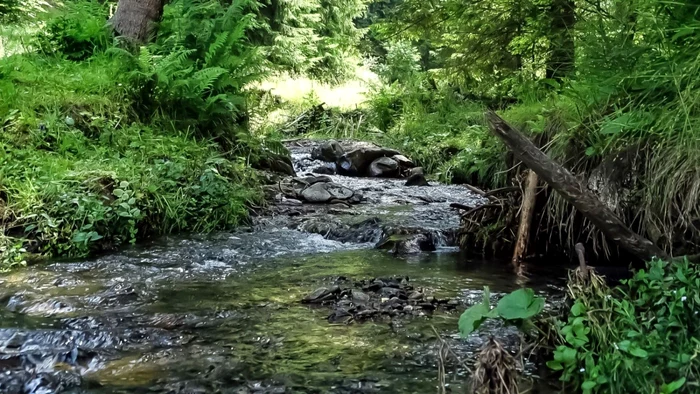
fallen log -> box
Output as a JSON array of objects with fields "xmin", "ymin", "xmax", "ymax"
[
  {"xmin": 485, "ymin": 111, "xmax": 668, "ymax": 262},
  {"xmin": 511, "ymin": 170, "xmax": 538, "ymax": 268}
]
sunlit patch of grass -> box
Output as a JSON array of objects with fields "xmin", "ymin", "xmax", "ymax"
[{"xmin": 257, "ymin": 66, "xmax": 379, "ymax": 111}]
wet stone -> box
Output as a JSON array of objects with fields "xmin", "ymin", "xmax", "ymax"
[
  {"xmin": 351, "ymin": 289, "xmax": 370, "ymax": 305},
  {"xmin": 368, "ymin": 157, "xmax": 400, "ymax": 178},
  {"xmin": 405, "ymin": 173, "xmax": 429, "ymax": 187},
  {"xmin": 311, "ymin": 141, "xmax": 345, "ymax": 162},
  {"xmin": 312, "ymin": 163, "xmax": 336, "ymax": 175},
  {"xmin": 380, "ymin": 287, "xmax": 400, "ymax": 298}
]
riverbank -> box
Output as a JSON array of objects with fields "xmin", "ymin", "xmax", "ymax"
[{"xmin": 0, "ymin": 51, "xmax": 264, "ymax": 271}]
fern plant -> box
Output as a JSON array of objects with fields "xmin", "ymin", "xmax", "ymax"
[{"xmin": 112, "ymin": 0, "xmax": 264, "ymax": 149}]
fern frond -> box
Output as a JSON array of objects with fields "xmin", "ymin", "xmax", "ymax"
[
  {"xmin": 205, "ymin": 31, "xmax": 229, "ymax": 67},
  {"xmin": 192, "ymin": 67, "xmax": 227, "ymax": 94}
]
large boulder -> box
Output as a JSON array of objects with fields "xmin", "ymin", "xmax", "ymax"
[
  {"xmin": 368, "ymin": 157, "xmax": 400, "ymax": 178},
  {"xmin": 325, "ymin": 183, "xmax": 355, "ymax": 200},
  {"xmin": 337, "ymin": 147, "xmax": 401, "ymax": 176},
  {"xmin": 311, "ymin": 141, "xmax": 345, "ymax": 162}
]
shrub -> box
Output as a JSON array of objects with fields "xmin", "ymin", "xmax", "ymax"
[
  {"xmin": 35, "ymin": 1, "xmax": 111, "ymax": 60},
  {"xmin": 549, "ymin": 259, "xmax": 700, "ymax": 393}
]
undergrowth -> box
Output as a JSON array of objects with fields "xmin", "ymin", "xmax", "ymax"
[
  {"xmin": 549, "ymin": 260, "xmax": 700, "ymax": 393},
  {"xmin": 0, "ymin": 0, "xmax": 268, "ymax": 270}
]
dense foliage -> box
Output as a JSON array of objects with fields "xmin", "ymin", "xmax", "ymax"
[
  {"xmin": 550, "ymin": 260, "xmax": 700, "ymax": 393},
  {"xmin": 308, "ymin": 0, "xmax": 699, "ymax": 257},
  {"xmin": 0, "ymin": 0, "xmax": 367, "ymax": 270}
]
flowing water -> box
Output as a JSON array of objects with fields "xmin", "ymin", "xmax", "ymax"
[{"xmin": 0, "ymin": 140, "xmax": 568, "ymax": 393}]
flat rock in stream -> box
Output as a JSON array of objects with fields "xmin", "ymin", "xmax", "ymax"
[{"xmin": 300, "ymin": 182, "xmax": 355, "ymax": 203}]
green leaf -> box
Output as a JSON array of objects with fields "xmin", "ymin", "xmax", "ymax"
[
  {"xmin": 496, "ymin": 288, "xmax": 545, "ymax": 320},
  {"xmin": 553, "ymin": 346, "xmax": 577, "ymax": 365},
  {"xmin": 546, "ymin": 360, "xmax": 563, "ymax": 371},
  {"xmin": 661, "ymin": 377, "xmax": 686, "ymax": 393},
  {"xmin": 672, "ymin": 27, "xmax": 695, "ymax": 41},
  {"xmin": 571, "ymin": 301, "xmax": 586, "ymax": 317},
  {"xmin": 582, "ymin": 381, "xmax": 596, "ymax": 390},
  {"xmin": 458, "ymin": 303, "xmax": 491, "ymax": 337},
  {"xmin": 676, "ymin": 268, "xmax": 689, "ymax": 284},
  {"xmin": 629, "ymin": 347, "xmax": 648, "ymax": 358},
  {"xmin": 458, "ymin": 287, "xmax": 494, "ymax": 337},
  {"xmin": 617, "ymin": 340, "xmax": 631, "ymax": 351}
]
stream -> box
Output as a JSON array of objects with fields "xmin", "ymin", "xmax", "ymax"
[{"xmin": 0, "ymin": 140, "xmax": 568, "ymax": 394}]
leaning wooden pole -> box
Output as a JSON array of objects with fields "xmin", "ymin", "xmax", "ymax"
[
  {"xmin": 512, "ymin": 170, "xmax": 539, "ymax": 268},
  {"xmin": 485, "ymin": 111, "xmax": 668, "ymax": 262}
]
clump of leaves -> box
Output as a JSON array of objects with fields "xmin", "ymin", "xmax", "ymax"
[
  {"xmin": 459, "ymin": 287, "xmax": 544, "ymax": 394},
  {"xmin": 35, "ymin": 1, "xmax": 111, "ymax": 61},
  {"xmin": 458, "ymin": 287, "xmax": 545, "ymax": 337},
  {"xmin": 548, "ymin": 259, "xmax": 698, "ymax": 393}
]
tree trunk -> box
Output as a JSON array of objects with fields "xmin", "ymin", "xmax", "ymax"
[
  {"xmin": 546, "ymin": 0, "xmax": 576, "ymax": 80},
  {"xmin": 110, "ymin": 0, "xmax": 166, "ymax": 43},
  {"xmin": 512, "ymin": 170, "xmax": 538, "ymax": 268},
  {"xmin": 485, "ymin": 111, "xmax": 668, "ymax": 263}
]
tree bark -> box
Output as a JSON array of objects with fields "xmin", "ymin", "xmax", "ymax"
[
  {"xmin": 485, "ymin": 111, "xmax": 668, "ymax": 262},
  {"xmin": 110, "ymin": 0, "xmax": 166, "ymax": 43},
  {"xmin": 512, "ymin": 170, "xmax": 538, "ymax": 268},
  {"xmin": 546, "ymin": 0, "xmax": 576, "ymax": 80}
]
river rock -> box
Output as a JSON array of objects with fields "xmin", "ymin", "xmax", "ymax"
[
  {"xmin": 299, "ymin": 182, "xmax": 355, "ymax": 203},
  {"xmin": 405, "ymin": 173, "xmax": 429, "ymax": 186},
  {"xmin": 368, "ymin": 157, "xmax": 400, "ymax": 178},
  {"xmin": 380, "ymin": 287, "xmax": 401, "ymax": 297},
  {"xmin": 302, "ymin": 286, "xmax": 340, "ymax": 303},
  {"xmin": 311, "ymin": 141, "xmax": 345, "ymax": 162},
  {"xmin": 410, "ymin": 167, "xmax": 424, "ymax": 176},
  {"xmin": 300, "ymin": 183, "xmax": 332, "ymax": 203},
  {"xmin": 324, "ymin": 183, "xmax": 354, "ymax": 200},
  {"xmin": 327, "ymin": 308, "xmax": 353, "ymax": 324},
  {"xmin": 378, "ymin": 233, "xmax": 436, "ymax": 254},
  {"xmin": 312, "ymin": 163, "xmax": 337, "ymax": 175},
  {"xmin": 352, "ymin": 289, "xmax": 370, "ymax": 305},
  {"xmin": 392, "ymin": 154, "xmax": 414, "ymax": 168},
  {"xmin": 295, "ymin": 175, "xmax": 332, "ymax": 185},
  {"xmin": 255, "ymin": 152, "xmax": 296, "ymax": 176},
  {"xmin": 408, "ymin": 291, "xmax": 424, "ymax": 300},
  {"xmin": 337, "ymin": 146, "xmax": 401, "ymax": 176}
]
